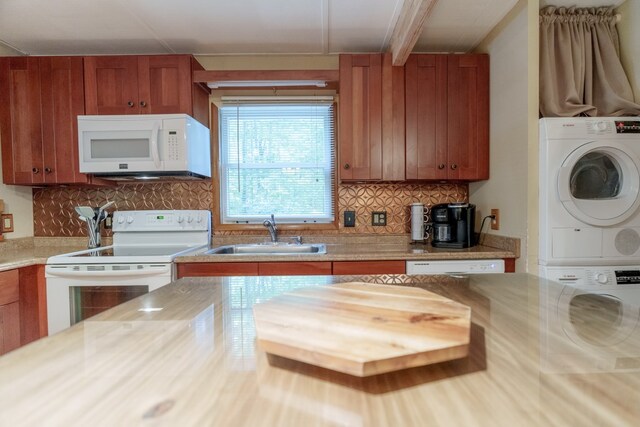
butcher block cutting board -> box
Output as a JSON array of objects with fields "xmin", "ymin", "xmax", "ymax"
[{"xmin": 253, "ymin": 282, "xmax": 471, "ymax": 377}]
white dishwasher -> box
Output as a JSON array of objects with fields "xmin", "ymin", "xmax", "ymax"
[{"xmin": 406, "ymin": 259, "xmax": 505, "ymax": 275}]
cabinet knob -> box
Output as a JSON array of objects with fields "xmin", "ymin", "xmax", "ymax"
[
  {"xmin": 32, "ymin": 167, "xmax": 40, "ymax": 174},
  {"xmin": 127, "ymin": 101, "xmax": 135, "ymax": 107},
  {"xmin": 438, "ymin": 164, "xmax": 445, "ymax": 170},
  {"xmin": 343, "ymin": 163, "xmax": 350, "ymax": 170},
  {"xmin": 140, "ymin": 101, "xmax": 147, "ymax": 107},
  {"xmin": 44, "ymin": 167, "xmax": 52, "ymax": 174},
  {"xmin": 450, "ymin": 164, "xmax": 458, "ymax": 170}
]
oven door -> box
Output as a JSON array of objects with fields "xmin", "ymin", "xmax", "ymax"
[{"xmin": 45, "ymin": 263, "xmax": 172, "ymax": 335}]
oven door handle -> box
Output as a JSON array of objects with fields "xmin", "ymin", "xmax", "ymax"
[{"xmin": 45, "ymin": 267, "xmax": 170, "ymax": 278}]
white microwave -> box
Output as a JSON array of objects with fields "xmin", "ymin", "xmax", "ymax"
[{"xmin": 78, "ymin": 114, "xmax": 211, "ymax": 180}]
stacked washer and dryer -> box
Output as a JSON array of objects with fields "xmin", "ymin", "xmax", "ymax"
[
  {"xmin": 538, "ymin": 118, "xmax": 640, "ymax": 374},
  {"xmin": 539, "ymin": 117, "xmax": 640, "ymax": 284}
]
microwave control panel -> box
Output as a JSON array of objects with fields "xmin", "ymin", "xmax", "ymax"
[{"xmin": 166, "ymin": 130, "xmax": 181, "ymax": 160}]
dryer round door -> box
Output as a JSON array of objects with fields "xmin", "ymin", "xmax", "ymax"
[{"xmin": 557, "ymin": 142, "xmax": 640, "ymax": 226}]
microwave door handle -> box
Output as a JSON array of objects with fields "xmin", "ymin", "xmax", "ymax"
[{"xmin": 151, "ymin": 121, "xmax": 162, "ymax": 169}]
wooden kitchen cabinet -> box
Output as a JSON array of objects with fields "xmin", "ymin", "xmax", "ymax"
[
  {"xmin": 405, "ymin": 54, "xmax": 489, "ymax": 180},
  {"xmin": 332, "ymin": 260, "xmax": 406, "ymax": 275},
  {"xmin": 0, "ymin": 269, "xmax": 21, "ymax": 355},
  {"xmin": 177, "ymin": 262, "xmax": 333, "ymax": 278},
  {"xmin": 84, "ymin": 55, "xmax": 210, "ymax": 126},
  {"xmin": 339, "ymin": 54, "xmax": 404, "ymax": 181},
  {"xmin": 0, "ymin": 56, "xmax": 107, "ymax": 186}
]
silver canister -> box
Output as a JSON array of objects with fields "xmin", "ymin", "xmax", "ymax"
[{"xmin": 411, "ymin": 203, "xmax": 425, "ymax": 242}]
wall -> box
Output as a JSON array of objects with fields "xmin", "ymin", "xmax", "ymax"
[
  {"xmin": 470, "ymin": 0, "xmax": 536, "ymax": 273},
  {"xmin": 32, "ymin": 182, "xmax": 467, "ymax": 237},
  {"xmin": 618, "ymin": 0, "xmax": 640, "ymax": 101},
  {"xmin": 0, "ymin": 43, "xmax": 33, "ymax": 239}
]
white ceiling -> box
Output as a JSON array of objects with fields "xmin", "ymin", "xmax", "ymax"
[{"xmin": 0, "ymin": 0, "xmax": 627, "ymax": 57}]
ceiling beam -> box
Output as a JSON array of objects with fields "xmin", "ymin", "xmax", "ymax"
[{"xmin": 388, "ymin": 0, "xmax": 439, "ymax": 66}]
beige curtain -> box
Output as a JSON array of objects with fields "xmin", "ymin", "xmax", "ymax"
[{"xmin": 540, "ymin": 6, "xmax": 640, "ymax": 117}]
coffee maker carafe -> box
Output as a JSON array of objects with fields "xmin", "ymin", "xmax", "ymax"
[{"xmin": 431, "ymin": 203, "xmax": 476, "ymax": 249}]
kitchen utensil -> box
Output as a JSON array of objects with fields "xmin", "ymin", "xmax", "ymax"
[
  {"xmin": 97, "ymin": 201, "xmax": 114, "ymax": 223},
  {"xmin": 75, "ymin": 206, "xmax": 95, "ymax": 219},
  {"xmin": 253, "ymin": 282, "xmax": 471, "ymax": 377}
]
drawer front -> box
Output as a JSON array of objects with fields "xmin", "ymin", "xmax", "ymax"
[
  {"xmin": 332, "ymin": 261, "xmax": 406, "ymax": 275},
  {"xmin": 0, "ymin": 269, "xmax": 19, "ymax": 305}
]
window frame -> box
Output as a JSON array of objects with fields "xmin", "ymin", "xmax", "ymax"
[{"xmin": 211, "ymin": 100, "xmax": 339, "ymax": 232}]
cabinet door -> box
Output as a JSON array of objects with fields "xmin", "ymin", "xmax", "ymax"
[
  {"xmin": 258, "ymin": 262, "xmax": 332, "ymax": 276},
  {"xmin": 405, "ymin": 55, "xmax": 448, "ymax": 180},
  {"xmin": 332, "ymin": 260, "xmax": 406, "ymax": 275},
  {"xmin": 0, "ymin": 269, "xmax": 20, "ymax": 355},
  {"xmin": 39, "ymin": 57, "xmax": 88, "ymax": 184},
  {"xmin": 177, "ymin": 263, "xmax": 259, "ymax": 278},
  {"xmin": 137, "ymin": 55, "xmax": 192, "ymax": 115},
  {"xmin": 339, "ymin": 54, "xmax": 383, "ymax": 181},
  {"xmin": 0, "ymin": 302, "xmax": 20, "ymax": 355},
  {"xmin": 0, "ymin": 57, "xmax": 45, "ymax": 184},
  {"xmin": 84, "ymin": 56, "xmax": 139, "ymax": 115},
  {"xmin": 447, "ymin": 55, "xmax": 489, "ymax": 180}
]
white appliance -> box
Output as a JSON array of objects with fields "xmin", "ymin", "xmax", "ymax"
[
  {"xmin": 45, "ymin": 209, "xmax": 211, "ymax": 335},
  {"xmin": 78, "ymin": 114, "xmax": 211, "ymax": 180},
  {"xmin": 406, "ymin": 259, "xmax": 505, "ymax": 275},
  {"xmin": 539, "ymin": 117, "xmax": 640, "ymax": 266},
  {"xmin": 540, "ymin": 265, "xmax": 640, "ymax": 373}
]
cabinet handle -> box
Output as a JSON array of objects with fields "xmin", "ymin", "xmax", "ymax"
[
  {"xmin": 127, "ymin": 101, "xmax": 135, "ymax": 107},
  {"xmin": 140, "ymin": 101, "xmax": 147, "ymax": 107},
  {"xmin": 44, "ymin": 167, "xmax": 52, "ymax": 174},
  {"xmin": 438, "ymin": 164, "xmax": 445, "ymax": 170},
  {"xmin": 32, "ymin": 167, "xmax": 40, "ymax": 174},
  {"xmin": 450, "ymin": 164, "xmax": 458, "ymax": 170},
  {"xmin": 343, "ymin": 163, "xmax": 350, "ymax": 170}
]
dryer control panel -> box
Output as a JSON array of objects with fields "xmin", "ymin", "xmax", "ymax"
[
  {"xmin": 541, "ymin": 266, "xmax": 640, "ymax": 286},
  {"xmin": 615, "ymin": 121, "xmax": 640, "ymax": 134}
]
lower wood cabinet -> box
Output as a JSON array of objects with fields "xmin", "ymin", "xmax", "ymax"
[
  {"xmin": 332, "ymin": 260, "xmax": 406, "ymax": 275},
  {"xmin": 177, "ymin": 260, "xmax": 405, "ymax": 278},
  {"xmin": 0, "ymin": 269, "xmax": 21, "ymax": 355}
]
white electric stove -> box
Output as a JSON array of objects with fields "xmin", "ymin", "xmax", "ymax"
[{"xmin": 45, "ymin": 209, "xmax": 211, "ymax": 335}]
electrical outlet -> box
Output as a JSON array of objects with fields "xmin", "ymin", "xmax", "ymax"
[
  {"xmin": 491, "ymin": 208, "xmax": 500, "ymax": 230},
  {"xmin": 372, "ymin": 211, "xmax": 387, "ymax": 226},
  {"xmin": 344, "ymin": 210, "xmax": 356, "ymax": 227}
]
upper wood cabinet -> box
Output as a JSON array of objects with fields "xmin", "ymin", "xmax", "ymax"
[
  {"xmin": 0, "ymin": 56, "xmax": 106, "ymax": 186},
  {"xmin": 338, "ymin": 54, "xmax": 405, "ymax": 181},
  {"xmin": 83, "ymin": 55, "xmax": 210, "ymax": 127},
  {"xmin": 405, "ymin": 54, "xmax": 489, "ymax": 181}
]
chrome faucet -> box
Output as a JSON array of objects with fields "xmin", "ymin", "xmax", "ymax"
[{"xmin": 263, "ymin": 214, "xmax": 278, "ymax": 243}]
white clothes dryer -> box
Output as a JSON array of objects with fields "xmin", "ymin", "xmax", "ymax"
[{"xmin": 540, "ymin": 117, "xmax": 640, "ymax": 266}]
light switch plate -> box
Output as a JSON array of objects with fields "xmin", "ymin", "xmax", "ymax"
[
  {"xmin": 344, "ymin": 210, "xmax": 356, "ymax": 227},
  {"xmin": 1, "ymin": 214, "xmax": 14, "ymax": 233}
]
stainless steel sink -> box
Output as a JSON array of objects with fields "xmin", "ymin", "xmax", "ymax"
[{"xmin": 205, "ymin": 242, "xmax": 327, "ymax": 255}]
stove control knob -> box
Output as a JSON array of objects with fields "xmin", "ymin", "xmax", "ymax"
[
  {"xmin": 126, "ymin": 215, "xmax": 134, "ymax": 224},
  {"xmin": 594, "ymin": 273, "xmax": 608, "ymax": 284},
  {"xmin": 177, "ymin": 216, "xmax": 184, "ymax": 223},
  {"xmin": 595, "ymin": 121, "xmax": 607, "ymax": 131},
  {"xmin": 196, "ymin": 215, "xmax": 203, "ymax": 223},
  {"xmin": 186, "ymin": 215, "xmax": 193, "ymax": 223},
  {"xmin": 117, "ymin": 216, "xmax": 125, "ymax": 224}
]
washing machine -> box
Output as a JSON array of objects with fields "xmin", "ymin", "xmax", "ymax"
[
  {"xmin": 540, "ymin": 266, "xmax": 640, "ymax": 373},
  {"xmin": 539, "ymin": 117, "xmax": 640, "ymax": 267}
]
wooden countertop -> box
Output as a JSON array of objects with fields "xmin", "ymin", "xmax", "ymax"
[{"xmin": 1, "ymin": 274, "xmax": 638, "ymax": 426}]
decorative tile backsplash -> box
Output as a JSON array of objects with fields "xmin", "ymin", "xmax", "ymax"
[{"xmin": 32, "ymin": 182, "xmax": 467, "ymax": 237}]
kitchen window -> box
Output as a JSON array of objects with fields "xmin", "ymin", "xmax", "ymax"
[{"xmin": 218, "ymin": 97, "xmax": 336, "ymax": 225}]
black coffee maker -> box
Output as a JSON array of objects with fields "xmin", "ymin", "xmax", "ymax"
[{"xmin": 430, "ymin": 203, "xmax": 476, "ymax": 249}]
